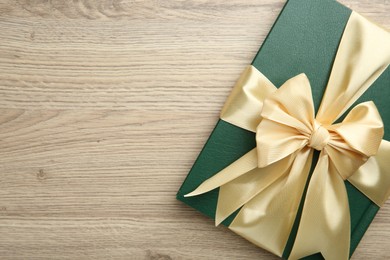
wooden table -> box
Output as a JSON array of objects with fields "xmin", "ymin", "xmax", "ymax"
[{"xmin": 0, "ymin": 0, "xmax": 388, "ymax": 259}]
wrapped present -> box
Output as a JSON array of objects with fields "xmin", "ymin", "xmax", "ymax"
[{"xmin": 177, "ymin": 0, "xmax": 390, "ymax": 259}]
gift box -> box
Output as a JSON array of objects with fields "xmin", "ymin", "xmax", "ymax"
[{"xmin": 177, "ymin": 0, "xmax": 390, "ymax": 259}]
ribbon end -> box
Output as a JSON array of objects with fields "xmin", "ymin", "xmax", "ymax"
[
  {"xmin": 183, "ymin": 192, "xmax": 195, "ymax": 198},
  {"xmin": 183, "ymin": 189, "xmax": 202, "ymax": 197},
  {"xmin": 215, "ymin": 215, "xmax": 224, "ymax": 227}
]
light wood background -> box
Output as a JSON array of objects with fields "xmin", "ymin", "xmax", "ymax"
[{"xmin": 0, "ymin": 0, "xmax": 389, "ymax": 259}]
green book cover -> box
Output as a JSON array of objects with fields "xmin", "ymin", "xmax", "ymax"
[{"xmin": 177, "ymin": 0, "xmax": 390, "ymax": 259}]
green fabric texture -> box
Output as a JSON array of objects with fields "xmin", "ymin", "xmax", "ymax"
[{"xmin": 177, "ymin": 0, "xmax": 389, "ymax": 259}]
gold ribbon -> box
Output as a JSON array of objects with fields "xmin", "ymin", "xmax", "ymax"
[{"xmin": 185, "ymin": 12, "xmax": 390, "ymax": 260}]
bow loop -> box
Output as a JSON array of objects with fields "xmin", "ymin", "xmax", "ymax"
[
  {"xmin": 256, "ymin": 74, "xmax": 314, "ymax": 167},
  {"xmin": 328, "ymin": 101, "xmax": 384, "ymax": 156},
  {"xmin": 324, "ymin": 101, "xmax": 384, "ymax": 180}
]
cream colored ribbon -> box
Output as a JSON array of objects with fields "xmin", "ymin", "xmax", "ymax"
[{"xmin": 185, "ymin": 12, "xmax": 390, "ymax": 260}]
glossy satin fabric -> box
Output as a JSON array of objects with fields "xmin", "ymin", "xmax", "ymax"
[{"xmin": 185, "ymin": 11, "xmax": 390, "ymax": 260}]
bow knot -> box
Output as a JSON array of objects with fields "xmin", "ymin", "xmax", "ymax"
[{"xmin": 308, "ymin": 122, "xmax": 329, "ymax": 151}]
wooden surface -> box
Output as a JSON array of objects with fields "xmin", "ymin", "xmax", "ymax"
[{"xmin": 0, "ymin": 0, "xmax": 389, "ymax": 259}]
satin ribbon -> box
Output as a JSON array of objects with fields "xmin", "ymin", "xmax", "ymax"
[{"xmin": 185, "ymin": 11, "xmax": 390, "ymax": 260}]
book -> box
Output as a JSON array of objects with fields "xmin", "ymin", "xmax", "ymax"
[{"xmin": 177, "ymin": 0, "xmax": 390, "ymax": 258}]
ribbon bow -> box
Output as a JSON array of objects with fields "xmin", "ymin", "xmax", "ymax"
[{"xmin": 185, "ymin": 12, "xmax": 390, "ymax": 260}]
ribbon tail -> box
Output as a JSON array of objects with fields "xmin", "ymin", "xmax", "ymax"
[
  {"xmin": 289, "ymin": 152, "xmax": 350, "ymax": 260},
  {"xmin": 215, "ymin": 151, "xmax": 299, "ymax": 225},
  {"xmin": 184, "ymin": 149, "xmax": 258, "ymax": 197},
  {"xmin": 228, "ymin": 147, "xmax": 313, "ymax": 257},
  {"xmin": 348, "ymin": 140, "xmax": 390, "ymax": 207}
]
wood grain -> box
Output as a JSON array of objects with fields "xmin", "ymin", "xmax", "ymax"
[{"xmin": 0, "ymin": 0, "xmax": 388, "ymax": 259}]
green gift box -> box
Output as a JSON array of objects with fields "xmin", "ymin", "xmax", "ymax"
[{"xmin": 177, "ymin": 0, "xmax": 390, "ymax": 259}]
